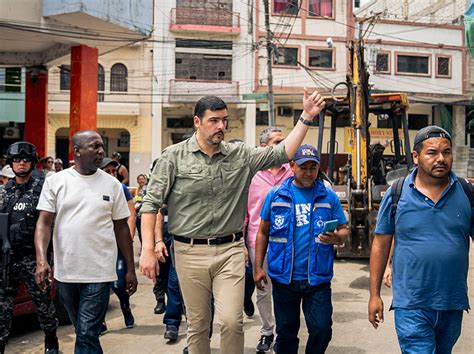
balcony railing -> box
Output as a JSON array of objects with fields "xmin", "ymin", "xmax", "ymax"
[
  {"xmin": 170, "ymin": 7, "xmax": 240, "ymax": 34},
  {"xmin": 169, "ymin": 79, "xmax": 240, "ymax": 102}
]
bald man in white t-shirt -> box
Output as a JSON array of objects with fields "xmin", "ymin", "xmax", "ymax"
[{"xmin": 34, "ymin": 130, "xmax": 137, "ymax": 354}]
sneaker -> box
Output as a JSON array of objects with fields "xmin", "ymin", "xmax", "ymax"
[
  {"xmin": 99, "ymin": 322, "xmax": 108, "ymax": 336},
  {"xmin": 123, "ymin": 308, "xmax": 135, "ymax": 328},
  {"xmin": 44, "ymin": 332, "xmax": 59, "ymax": 354},
  {"xmin": 244, "ymin": 298, "xmax": 255, "ymax": 317},
  {"xmin": 164, "ymin": 325, "xmax": 179, "ymax": 341},
  {"xmin": 256, "ymin": 334, "xmax": 274, "ymax": 353},
  {"xmin": 154, "ymin": 299, "xmax": 166, "ymax": 314}
]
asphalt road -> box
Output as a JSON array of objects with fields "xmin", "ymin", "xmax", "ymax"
[{"xmin": 6, "ymin": 249, "xmax": 474, "ymax": 354}]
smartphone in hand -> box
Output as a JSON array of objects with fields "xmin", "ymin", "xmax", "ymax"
[{"xmin": 322, "ymin": 220, "xmax": 338, "ymax": 234}]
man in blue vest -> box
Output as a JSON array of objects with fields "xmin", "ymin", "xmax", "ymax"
[
  {"xmin": 254, "ymin": 144, "xmax": 348, "ymax": 354},
  {"xmin": 369, "ymin": 126, "xmax": 473, "ymax": 353}
]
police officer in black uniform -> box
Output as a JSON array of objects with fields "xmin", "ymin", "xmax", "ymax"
[{"xmin": 0, "ymin": 142, "xmax": 59, "ymax": 354}]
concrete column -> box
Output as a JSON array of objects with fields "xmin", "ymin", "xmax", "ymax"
[
  {"xmin": 244, "ymin": 102, "xmax": 256, "ymax": 146},
  {"xmin": 452, "ymin": 105, "xmax": 466, "ymax": 148},
  {"xmin": 24, "ymin": 66, "xmax": 48, "ymax": 159},
  {"xmin": 69, "ymin": 45, "xmax": 99, "ymax": 159}
]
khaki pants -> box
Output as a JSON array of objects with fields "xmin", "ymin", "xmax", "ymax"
[
  {"xmin": 248, "ymin": 247, "xmax": 275, "ymax": 336},
  {"xmin": 174, "ymin": 239, "xmax": 245, "ymax": 354}
]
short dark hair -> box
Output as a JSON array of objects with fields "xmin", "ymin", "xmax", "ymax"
[{"xmin": 194, "ymin": 96, "xmax": 227, "ymax": 120}]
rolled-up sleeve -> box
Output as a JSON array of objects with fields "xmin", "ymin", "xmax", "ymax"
[
  {"xmin": 247, "ymin": 141, "xmax": 288, "ymax": 174},
  {"xmin": 141, "ymin": 151, "xmax": 176, "ymax": 214}
]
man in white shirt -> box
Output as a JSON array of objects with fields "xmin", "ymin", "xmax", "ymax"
[{"xmin": 34, "ymin": 130, "xmax": 137, "ymax": 354}]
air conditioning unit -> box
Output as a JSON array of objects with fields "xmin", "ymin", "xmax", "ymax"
[
  {"xmin": 3, "ymin": 127, "xmax": 20, "ymax": 139},
  {"xmin": 278, "ymin": 106, "xmax": 294, "ymax": 117}
]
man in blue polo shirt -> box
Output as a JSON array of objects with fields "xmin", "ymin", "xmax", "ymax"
[
  {"xmin": 254, "ymin": 144, "xmax": 348, "ymax": 354},
  {"xmin": 369, "ymin": 126, "xmax": 473, "ymax": 353}
]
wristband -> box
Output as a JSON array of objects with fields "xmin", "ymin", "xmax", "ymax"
[
  {"xmin": 298, "ymin": 116, "xmax": 317, "ymax": 126},
  {"xmin": 155, "ymin": 240, "xmax": 164, "ymax": 245}
]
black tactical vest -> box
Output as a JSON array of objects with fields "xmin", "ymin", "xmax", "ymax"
[{"xmin": 2, "ymin": 176, "xmax": 43, "ymax": 254}]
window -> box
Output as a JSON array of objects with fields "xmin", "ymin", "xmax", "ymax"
[
  {"xmin": 167, "ymin": 117, "xmax": 194, "ymax": 128},
  {"xmin": 175, "ymin": 53, "xmax": 232, "ymax": 81},
  {"xmin": 274, "ymin": 47, "xmax": 298, "ymax": 66},
  {"xmin": 377, "ymin": 113, "xmax": 428, "ymax": 130},
  {"xmin": 375, "ymin": 53, "xmax": 390, "ymax": 73},
  {"xmin": 396, "ymin": 54, "xmax": 430, "ymax": 75},
  {"xmin": 256, "ymin": 109, "xmax": 269, "ymax": 126},
  {"xmin": 60, "ymin": 65, "xmax": 70, "ymax": 90},
  {"xmin": 436, "ymin": 56, "xmax": 451, "ymax": 77},
  {"xmin": 308, "ymin": 0, "xmax": 333, "ymax": 17},
  {"xmin": 273, "ymin": 0, "xmax": 299, "ymax": 15},
  {"xmin": 308, "ymin": 48, "xmax": 333, "ymax": 69},
  {"xmin": 110, "ymin": 63, "xmax": 128, "ymax": 92},
  {"xmin": 408, "ymin": 114, "xmax": 429, "ymax": 130},
  {"xmin": 98, "ymin": 64, "xmax": 105, "ymax": 102},
  {"xmin": 0, "ymin": 68, "xmax": 21, "ymax": 93}
]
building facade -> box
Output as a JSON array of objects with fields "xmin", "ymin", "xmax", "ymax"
[
  {"xmin": 0, "ymin": 0, "xmax": 153, "ymax": 183},
  {"xmin": 151, "ymin": 0, "xmax": 256, "ymax": 157},
  {"xmin": 47, "ymin": 45, "xmax": 154, "ymax": 182},
  {"xmin": 357, "ymin": 0, "xmax": 473, "ymax": 176}
]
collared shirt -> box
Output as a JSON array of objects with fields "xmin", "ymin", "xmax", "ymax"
[
  {"xmin": 141, "ymin": 134, "xmax": 288, "ymax": 238},
  {"xmin": 375, "ymin": 168, "xmax": 472, "ymax": 311},
  {"xmin": 245, "ymin": 164, "xmax": 293, "ymax": 249}
]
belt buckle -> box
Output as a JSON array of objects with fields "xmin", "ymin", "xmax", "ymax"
[{"xmin": 207, "ymin": 237, "xmax": 217, "ymax": 246}]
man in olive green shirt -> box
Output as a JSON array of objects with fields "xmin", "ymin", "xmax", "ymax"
[{"xmin": 140, "ymin": 89, "xmax": 325, "ymax": 354}]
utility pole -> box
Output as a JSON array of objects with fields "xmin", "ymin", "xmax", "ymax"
[{"xmin": 263, "ymin": 0, "xmax": 275, "ymax": 126}]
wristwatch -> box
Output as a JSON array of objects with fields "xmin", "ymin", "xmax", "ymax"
[{"xmin": 298, "ymin": 116, "xmax": 317, "ymax": 126}]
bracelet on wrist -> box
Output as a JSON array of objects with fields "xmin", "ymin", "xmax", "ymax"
[
  {"xmin": 298, "ymin": 115, "xmax": 317, "ymax": 126},
  {"xmin": 155, "ymin": 240, "xmax": 164, "ymax": 245}
]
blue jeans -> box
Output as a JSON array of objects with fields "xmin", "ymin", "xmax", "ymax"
[
  {"xmin": 394, "ymin": 308, "xmax": 463, "ymax": 354},
  {"xmin": 272, "ymin": 280, "xmax": 332, "ymax": 354},
  {"xmin": 57, "ymin": 281, "xmax": 111, "ymax": 354},
  {"xmin": 163, "ymin": 241, "xmax": 184, "ymax": 328},
  {"xmin": 111, "ymin": 250, "xmax": 130, "ymax": 310}
]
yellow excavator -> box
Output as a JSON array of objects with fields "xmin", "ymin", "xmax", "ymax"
[{"xmin": 317, "ymin": 41, "xmax": 413, "ymax": 258}]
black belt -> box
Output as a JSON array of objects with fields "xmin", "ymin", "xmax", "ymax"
[{"xmin": 173, "ymin": 232, "xmax": 243, "ymax": 245}]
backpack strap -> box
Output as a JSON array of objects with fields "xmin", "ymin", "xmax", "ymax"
[
  {"xmin": 390, "ymin": 177, "xmax": 406, "ymax": 219},
  {"xmin": 458, "ymin": 177, "xmax": 473, "ymax": 207}
]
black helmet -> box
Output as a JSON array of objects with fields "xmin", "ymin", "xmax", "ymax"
[{"xmin": 6, "ymin": 141, "xmax": 38, "ymax": 165}]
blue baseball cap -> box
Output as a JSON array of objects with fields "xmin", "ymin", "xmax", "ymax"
[{"xmin": 293, "ymin": 144, "xmax": 320, "ymax": 165}]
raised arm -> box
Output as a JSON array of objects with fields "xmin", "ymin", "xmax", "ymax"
[
  {"xmin": 34, "ymin": 210, "xmax": 55, "ymax": 291},
  {"xmin": 284, "ymin": 88, "xmax": 325, "ymax": 160}
]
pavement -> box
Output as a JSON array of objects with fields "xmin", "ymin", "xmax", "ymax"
[{"xmin": 6, "ymin": 248, "xmax": 474, "ymax": 353}]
